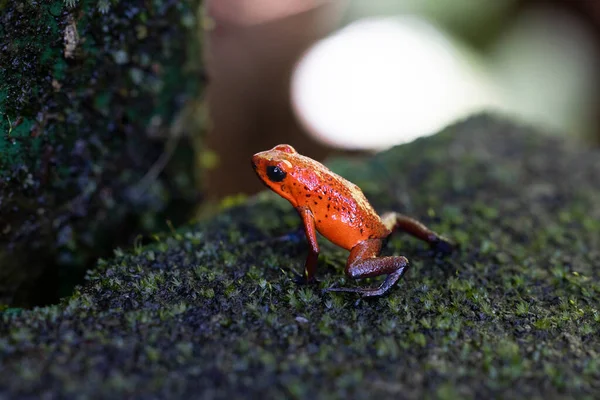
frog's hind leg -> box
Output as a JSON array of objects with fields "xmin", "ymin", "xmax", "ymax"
[
  {"xmin": 381, "ymin": 212, "xmax": 453, "ymax": 253},
  {"xmin": 325, "ymin": 239, "xmax": 409, "ymax": 297}
]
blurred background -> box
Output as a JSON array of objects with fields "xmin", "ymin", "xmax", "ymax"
[{"xmin": 203, "ymin": 0, "xmax": 600, "ymax": 201}]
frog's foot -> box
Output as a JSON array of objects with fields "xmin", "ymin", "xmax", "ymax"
[
  {"xmin": 323, "ymin": 262, "xmax": 407, "ymax": 298},
  {"xmin": 430, "ymin": 236, "xmax": 456, "ymax": 255},
  {"xmin": 323, "ymin": 285, "xmax": 390, "ymax": 298},
  {"xmin": 292, "ymin": 273, "xmax": 319, "ymax": 286},
  {"xmin": 323, "ymin": 239, "xmax": 409, "ymax": 297}
]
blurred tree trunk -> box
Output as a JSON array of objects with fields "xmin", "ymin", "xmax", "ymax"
[
  {"xmin": 203, "ymin": 1, "xmax": 346, "ymax": 198},
  {"xmin": 0, "ymin": 0, "xmax": 206, "ymax": 307}
]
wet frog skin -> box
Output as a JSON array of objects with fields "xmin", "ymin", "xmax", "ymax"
[{"xmin": 252, "ymin": 144, "xmax": 454, "ymax": 297}]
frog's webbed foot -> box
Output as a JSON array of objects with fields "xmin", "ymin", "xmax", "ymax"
[
  {"xmin": 430, "ymin": 236, "xmax": 455, "ymax": 255},
  {"xmin": 324, "ymin": 239, "xmax": 409, "ymax": 297},
  {"xmin": 292, "ymin": 273, "xmax": 319, "ymax": 286},
  {"xmin": 323, "ymin": 266, "xmax": 405, "ymax": 297}
]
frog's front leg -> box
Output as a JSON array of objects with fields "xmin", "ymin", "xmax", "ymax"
[
  {"xmin": 325, "ymin": 238, "xmax": 409, "ymax": 297},
  {"xmin": 298, "ymin": 207, "xmax": 319, "ymax": 283}
]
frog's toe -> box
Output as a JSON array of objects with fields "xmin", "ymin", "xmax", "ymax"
[
  {"xmin": 432, "ymin": 237, "xmax": 455, "ymax": 255},
  {"xmin": 292, "ymin": 274, "xmax": 319, "ymax": 285},
  {"xmin": 323, "ymin": 285, "xmax": 387, "ymax": 297}
]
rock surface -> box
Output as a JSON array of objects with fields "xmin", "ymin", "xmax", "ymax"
[{"xmin": 1, "ymin": 115, "xmax": 599, "ymax": 398}]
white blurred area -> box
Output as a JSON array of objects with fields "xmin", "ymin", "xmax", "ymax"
[
  {"xmin": 291, "ymin": 17, "xmax": 503, "ymax": 150},
  {"xmin": 290, "ymin": 1, "xmax": 600, "ymax": 150}
]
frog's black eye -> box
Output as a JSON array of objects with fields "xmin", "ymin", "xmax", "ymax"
[{"xmin": 266, "ymin": 165, "xmax": 286, "ymax": 182}]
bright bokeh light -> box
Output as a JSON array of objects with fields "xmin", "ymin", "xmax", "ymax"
[{"xmin": 291, "ymin": 17, "xmax": 504, "ymax": 150}]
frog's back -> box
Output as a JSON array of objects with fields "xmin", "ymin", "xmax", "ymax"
[{"xmin": 290, "ymin": 156, "xmax": 389, "ymax": 250}]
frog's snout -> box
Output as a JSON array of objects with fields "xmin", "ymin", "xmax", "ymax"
[{"xmin": 251, "ymin": 155, "xmax": 260, "ymax": 172}]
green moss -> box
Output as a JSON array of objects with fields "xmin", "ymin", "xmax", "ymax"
[{"xmin": 1, "ymin": 115, "xmax": 600, "ymax": 398}]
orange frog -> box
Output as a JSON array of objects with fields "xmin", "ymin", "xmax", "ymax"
[{"xmin": 252, "ymin": 144, "xmax": 453, "ymax": 297}]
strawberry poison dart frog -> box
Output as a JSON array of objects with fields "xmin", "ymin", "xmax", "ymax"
[{"xmin": 252, "ymin": 144, "xmax": 453, "ymax": 297}]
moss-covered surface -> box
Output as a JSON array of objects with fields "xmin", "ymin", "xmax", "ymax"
[
  {"xmin": 0, "ymin": 0, "xmax": 205, "ymax": 306},
  {"xmin": 1, "ymin": 115, "xmax": 600, "ymax": 398}
]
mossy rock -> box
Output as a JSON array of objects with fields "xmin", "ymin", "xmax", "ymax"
[
  {"xmin": 1, "ymin": 115, "xmax": 599, "ymax": 398},
  {"xmin": 0, "ymin": 0, "xmax": 206, "ymax": 307}
]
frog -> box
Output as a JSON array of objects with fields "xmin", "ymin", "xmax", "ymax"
[{"xmin": 251, "ymin": 144, "xmax": 454, "ymax": 297}]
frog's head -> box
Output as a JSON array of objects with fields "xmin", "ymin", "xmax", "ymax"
[{"xmin": 252, "ymin": 144, "xmax": 300, "ymax": 206}]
